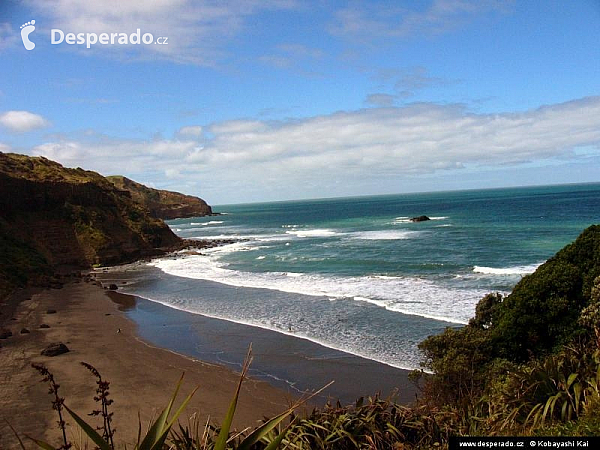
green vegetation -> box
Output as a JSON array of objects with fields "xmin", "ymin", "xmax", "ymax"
[
  {"xmin": 107, "ymin": 175, "xmax": 212, "ymax": 220},
  {"xmin": 29, "ymin": 363, "xmax": 198, "ymax": 450},
  {"xmin": 0, "ymin": 152, "xmax": 106, "ymax": 184},
  {"xmin": 22, "ymin": 228, "xmax": 599, "ymax": 449},
  {"xmin": 416, "ymin": 225, "xmax": 600, "ymax": 438},
  {"xmin": 4, "ymin": 152, "xmax": 599, "ymax": 446},
  {"xmin": 0, "ymin": 223, "xmax": 53, "ymax": 294},
  {"xmin": 491, "ymin": 224, "xmax": 600, "ymax": 360},
  {"xmin": 16, "ymin": 224, "xmax": 600, "ymax": 448},
  {"xmin": 0, "ymin": 153, "xmax": 182, "ymax": 299},
  {"xmin": 27, "ymin": 350, "xmax": 309, "ymax": 450}
]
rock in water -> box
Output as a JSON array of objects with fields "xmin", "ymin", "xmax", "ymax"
[
  {"xmin": 41, "ymin": 342, "xmax": 70, "ymax": 356},
  {"xmin": 410, "ymin": 215, "xmax": 431, "ymax": 222}
]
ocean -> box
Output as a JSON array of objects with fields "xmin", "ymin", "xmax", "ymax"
[{"xmin": 111, "ymin": 183, "xmax": 600, "ymax": 372}]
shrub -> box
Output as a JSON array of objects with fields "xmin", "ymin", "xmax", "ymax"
[{"xmin": 492, "ymin": 225, "xmax": 600, "ymax": 361}]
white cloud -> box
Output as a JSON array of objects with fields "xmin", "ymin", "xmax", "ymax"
[
  {"xmin": 196, "ymin": 97, "xmax": 600, "ymax": 172},
  {"xmin": 33, "ymin": 141, "xmax": 82, "ymax": 161},
  {"xmin": 365, "ymin": 93, "xmax": 395, "ymax": 106},
  {"xmin": 28, "ymin": 96, "xmax": 600, "ymax": 203},
  {"xmin": 366, "ymin": 67, "xmax": 454, "ymax": 103},
  {"xmin": 0, "ymin": 22, "xmax": 17, "ymax": 51},
  {"xmin": 393, "ymin": 66, "xmax": 453, "ymax": 97},
  {"xmin": 67, "ymin": 97, "xmax": 120, "ymax": 105},
  {"xmin": 258, "ymin": 54, "xmax": 293, "ymax": 69},
  {"xmin": 165, "ymin": 168, "xmax": 181, "ymax": 178},
  {"xmin": 260, "ymin": 43, "xmax": 325, "ymax": 69},
  {"xmin": 28, "ymin": 0, "xmax": 299, "ymax": 65},
  {"xmin": 0, "ymin": 142, "xmax": 11, "ymax": 152},
  {"xmin": 32, "ymin": 137, "xmax": 200, "ymax": 175},
  {"xmin": 177, "ymin": 125, "xmax": 203, "ymax": 138},
  {"xmin": 0, "ymin": 110, "xmax": 50, "ymax": 132},
  {"xmin": 329, "ymin": 0, "xmax": 513, "ymax": 40},
  {"xmin": 277, "ymin": 43, "xmax": 324, "ymax": 60}
]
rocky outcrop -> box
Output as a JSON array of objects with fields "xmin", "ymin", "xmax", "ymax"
[
  {"xmin": 107, "ymin": 175, "xmax": 213, "ymax": 220},
  {"xmin": 410, "ymin": 216, "xmax": 431, "ymax": 222},
  {"xmin": 41, "ymin": 342, "xmax": 69, "ymax": 356},
  {"xmin": 0, "ymin": 152, "xmax": 184, "ymax": 296}
]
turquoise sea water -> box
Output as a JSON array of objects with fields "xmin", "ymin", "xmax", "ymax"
[{"xmin": 119, "ymin": 183, "xmax": 600, "ymax": 370}]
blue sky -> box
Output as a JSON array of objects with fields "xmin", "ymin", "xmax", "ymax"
[{"xmin": 1, "ymin": 1, "xmax": 600, "ymax": 204}]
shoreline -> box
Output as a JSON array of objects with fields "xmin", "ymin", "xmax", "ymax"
[
  {"xmin": 96, "ymin": 266, "xmax": 419, "ymax": 406},
  {"xmin": 115, "ymin": 287, "xmax": 418, "ymax": 371},
  {"xmin": 0, "ymin": 280, "xmax": 293, "ymax": 449}
]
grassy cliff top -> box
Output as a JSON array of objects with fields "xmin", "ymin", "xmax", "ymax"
[
  {"xmin": 0, "ymin": 152, "xmax": 108, "ymax": 184},
  {"xmin": 107, "ymin": 175, "xmax": 212, "ymax": 219}
]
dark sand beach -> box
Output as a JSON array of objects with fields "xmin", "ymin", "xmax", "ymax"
[
  {"xmin": 0, "ymin": 277, "xmax": 417, "ymax": 448},
  {"xmin": 0, "ymin": 281, "xmax": 291, "ymax": 448},
  {"xmin": 113, "ymin": 291, "xmax": 418, "ymax": 406}
]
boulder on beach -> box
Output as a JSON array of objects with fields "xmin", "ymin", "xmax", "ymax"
[
  {"xmin": 20, "ymin": 328, "xmax": 30, "ymax": 334},
  {"xmin": 410, "ymin": 215, "xmax": 431, "ymax": 222},
  {"xmin": 41, "ymin": 342, "xmax": 70, "ymax": 356},
  {"xmin": 39, "ymin": 323, "xmax": 50, "ymax": 329}
]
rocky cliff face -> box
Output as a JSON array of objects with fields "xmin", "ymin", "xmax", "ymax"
[
  {"xmin": 107, "ymin": 176, "xmax": 213, "ymax": 220},
  {"xmin": 0, "ymin": 153, "xmax": 183, "ymax": 294}
]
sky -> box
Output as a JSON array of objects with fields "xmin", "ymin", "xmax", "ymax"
[{"xmin": 1, "ymin": 0, "xmax": 600, "ymax": 205}]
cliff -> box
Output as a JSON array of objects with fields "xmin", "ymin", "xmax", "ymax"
[
  {"xmin": 0, "ymin": 153, "xmax": 183, "ymax": 295},
  {"xmin": 107, "ymin": 176, "xmax": 213, "ymax": 220}
]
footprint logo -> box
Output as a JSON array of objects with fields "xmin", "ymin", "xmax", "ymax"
[{"xmin": 20, "ymin": 20, "xmax": 36, "ymax": 50}]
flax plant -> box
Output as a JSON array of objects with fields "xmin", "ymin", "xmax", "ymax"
[
  {"xmin": 30, "ymin": 363, "xmax": 72, "ymax": 450},
  {"xmin": 81, "ymin": 362, "xmax": 116, "ymax": 448},
  {"xmin": 28, "ymin": 364, "xmax": 197, "ymax": 450}
]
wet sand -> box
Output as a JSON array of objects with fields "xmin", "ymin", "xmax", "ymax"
[
  {"xmin": 97, "ymin": 265, "xmax": 419, "ymax": 406},
  {"xmin": 0, "ymin": 281, "xmax": 293, "ymax": 449},
  {"xmin": 118, "ymin": 293, "xmax": 418, "ymax": 406},
  {"xmin": 0, "ymin": 274, "xmax": 418, "ymax": 448}
]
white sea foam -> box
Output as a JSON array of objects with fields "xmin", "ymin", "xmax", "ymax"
[
  {"xmin": 120, "ymin": 288, "xmax": 420, "ymax": 371},
  {"xmin": 189, "ymin": 233, "xmax": 260, "ymax": 240},
  {"xmin": 150, "ymin": 253, "xmax": 488, "ymax": 324},
  {"xmin": 348, "ymin": 230, "xmax": 420, "ymax": 240},
  {"xmin": 191, "ymin": 221, "xmax": 225, "ymax": 226},
  {"xmin": 285, "ymin": 229, "xmax": 338, "ymax": 238},
  {"xmin": 473, "ymin": 263, "xmax": 542, "ymax": 276}
]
